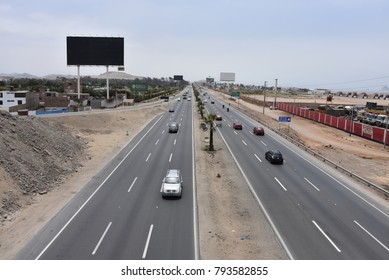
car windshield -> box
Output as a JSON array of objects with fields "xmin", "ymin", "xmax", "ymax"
[{"xmin": 165, "ymin": 177, "xmax": 179, "ymax": 184}]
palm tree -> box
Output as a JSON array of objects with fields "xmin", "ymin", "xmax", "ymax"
[
  {"xmin": 197, "ymin": 100, "xmax": 205, "ymax": 119},
  {"xmin": 205, "ymin": 113, "xmax": 216, "ymax": 151}
]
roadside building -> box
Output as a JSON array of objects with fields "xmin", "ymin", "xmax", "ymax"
[
  {"xmin": 0, "ymin": 91, "xmax": 26, "ymax": 108},
  {"xmin": 0, "ymin": 91, "xmax": 39, "ymax": 113}
]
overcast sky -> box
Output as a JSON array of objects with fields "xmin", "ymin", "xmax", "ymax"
[{"xmin": 1, "ymin": 0, "xmax": 389, "ymax": 90}]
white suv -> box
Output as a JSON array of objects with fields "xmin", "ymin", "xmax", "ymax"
[{"xmin": 161, "ymin": 169, "xmax": 183, "ymax": 198}]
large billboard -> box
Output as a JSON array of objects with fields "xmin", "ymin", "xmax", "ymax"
[
  {"xmin": 174, "ymin": 75, "xmax": 184, "ymax": 81},
  {"xmin": 220, "ymin": 72, "xmax": 235, "ymax": 82},
  {"xmin": 67, "ymin": 36, "xmax": 124, "ymax": 66}
]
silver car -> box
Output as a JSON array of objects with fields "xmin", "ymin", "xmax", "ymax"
[{"xmin": 161, "ymin": 169, "xmax": 183, "ymax": 198}]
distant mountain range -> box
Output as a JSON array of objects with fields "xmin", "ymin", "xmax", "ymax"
[
  {"xmin": 0, "ymin": 73, "xmax": 41, "ymax": 79},
  {"xmin": 0, "ymin": 71, "xmax": 144, "ymax": 80},
  {"xmin": 380, "ymin": 85, "xmax": 389, "ymax": 92}
]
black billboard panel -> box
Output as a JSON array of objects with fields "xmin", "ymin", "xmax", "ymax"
[
  {"xmin": 67, "ymin": 36, "xmax": 124, "ymax": 66},
  {"xmin": 174, "ymin": 75, "xmax": 183, "ymax": 81}
]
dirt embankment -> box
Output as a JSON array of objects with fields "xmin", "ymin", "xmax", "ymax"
[{"xmin": 0, "ymin": 110, "xmax": 87, "ymax": 220}]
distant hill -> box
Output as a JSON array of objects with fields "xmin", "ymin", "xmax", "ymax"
[
  {"xmin": 0, "ymin": 73, "xmax": 40, "ymax": 79},
  {"xmin": 379, "ymin": 86, "xmax": 389, "ymax": 93},
  {"xmin": 93, "ymin": 71, "xmax": 144, "ymax": 80}
]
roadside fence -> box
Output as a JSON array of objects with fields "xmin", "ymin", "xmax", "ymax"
[{"xmin": 277, "ymin": 103, "xmax": 389, "ymax": 146}]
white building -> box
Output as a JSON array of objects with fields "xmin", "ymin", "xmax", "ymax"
[{"xmin": 0, "ymin": 91, "xmax": 27, "ymax": 110}]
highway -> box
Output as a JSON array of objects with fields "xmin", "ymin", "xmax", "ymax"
[
  {"xmin": 16, "ymin": 87, "xmax": 197, "ymax": 260},
  {"xmin": 202, "ymin": 88, "xmax": 389, "ymax": 259},
  {"xmin": 16, "ymin": 85, "xmax": 389, "ymax": 260}
]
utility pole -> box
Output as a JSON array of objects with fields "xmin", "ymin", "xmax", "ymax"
[
  {"xmin": 384, "ymin": 111, "xmax": 389, "ymax": 148},
  {"xmin": 272, "ymin": 78, "xmax": 278, "ymax": 109},
  {"xmin": 263, "ymin": 81, "xmax": 267, "ymax": 114},
  {"xmin": 349, "ymin": 106, "xmax": 354, "ymax": 136}
]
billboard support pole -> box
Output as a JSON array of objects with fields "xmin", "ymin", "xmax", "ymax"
[
  {"xmin": 77, "ymin": 65, "xmax": 81, "ymax": 99},
  {"xmin": 106, "ymin": 65, "xmax": 109, "ymax": 99}
]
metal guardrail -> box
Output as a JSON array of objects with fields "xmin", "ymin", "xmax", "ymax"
[{"xmin": 235, "ymin": 105, "xmax": 389, "ymax": 197}]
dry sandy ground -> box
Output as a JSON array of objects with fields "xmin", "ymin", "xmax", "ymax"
[
  {"xmin": 1, "ymin": 91, "xmax": 388, "ymax": 260},
  {"xmin": 273, "ymin": 94, "xmax": 389, "ymax": 106}
]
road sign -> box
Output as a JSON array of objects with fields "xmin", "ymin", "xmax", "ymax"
[
  {"xmin": 278, "ymin": 116, "xmax": 291, "ymax": 123},
  {"xmin": 132, "ymin": 83, "xmax": 148, "ymax": 92},
  {"xmin": 230, "ymin": 92, "xmax": 240, "ymax": 98}
]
